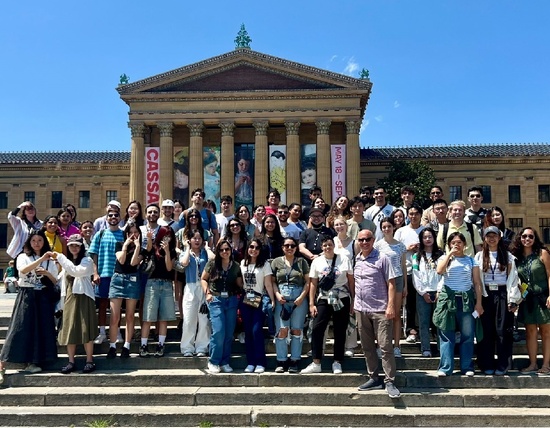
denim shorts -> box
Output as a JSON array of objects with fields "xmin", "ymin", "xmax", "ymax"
[
  {"xmin": 143, "ymin": 279, "xmax": 176, "ymax": 322},
  {"xmin": 109, "ymin": 272, "xmax": 141, "ymax": 300},
  {"xmin": 95, "ymin": 277, "xmax": 111, "ymax": 299}
]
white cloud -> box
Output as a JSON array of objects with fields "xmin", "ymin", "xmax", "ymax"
[
  {"xmin": 360, "ymin": 120, "xmax": 370, "ymax": 134},
  {"xmin": 343, "ymin": 56, "xmax": 359, "ymax": 76},
  {"xmin": 330, "ymin": 55, "xmax": 338, "ymax": 62},
  {"xmin": 394, "ymin": 100, "xmax": 400, "ymax": 108},
  {"xmin": 375, "ymin": 115, "xmax": 383, "ymax": 122}
]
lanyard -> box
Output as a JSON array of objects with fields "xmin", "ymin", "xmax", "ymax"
[
  {"xmin": 523, "ymin": 254, "xmax": 536, "ymax": 285},
  {"xmin": 489, "ymin": 252, "xmax": 499, "ymax": 281},
  {"xmin": 285, "ymin": 258, "xmax": 295, "ymax": 284}
]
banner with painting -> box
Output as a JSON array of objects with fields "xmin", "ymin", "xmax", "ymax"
[
  {"xmin": 269, "ymin": 145, "xmax": 287, "ymax": 204},
  {"xmin": 203, "ymin": 147, "xmax": 221, "ymax": 210},
  {"xmin": 234, "ymin": 144, "xmax": 255, "ymax": 212},
  {"xmin": 173, "ymin": 147, "xmax": 189, "ymax": 206},
  {"xmin": 331, "ymin": 145, "xmax": 346, "ymax": 203},
  {"xmin": 300, "ymin": 144, "xmax": 317, "ymax": 206}
]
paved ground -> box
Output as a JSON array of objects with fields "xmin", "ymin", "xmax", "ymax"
[{"xmin": 0, "ymin": 292, "xmax": 16, "ymax": 317}]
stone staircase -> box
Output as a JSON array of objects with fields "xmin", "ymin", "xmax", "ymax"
[{"xmin": 1, "ymin": 294, "xmax": 550, "ymax": 427}]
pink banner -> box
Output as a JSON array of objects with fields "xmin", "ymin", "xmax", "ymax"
[
  {"xmin": 331, "ymin": 145, "xmax": 346, "ymax": 203},
  {"xmin": 146, "ymin": 147, "xmax": 160, "ymax": 205}
]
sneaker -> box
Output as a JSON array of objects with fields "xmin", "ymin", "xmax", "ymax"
[
  {"xmin": 288, "ymin": 360, "xmax": 299, "ymax": 373},
  {"xmin": 484, "ymin": 369, "xmax": 495, "ymax": 375},
  {"xmin": 106, "ymin": 347, "xmax": 117, "ymax": 359},
  {"xmin": 94, "ymin": 333, "xmax": 107, "ymax": 344},
  {"xmin": 208, "ymin": 362, "xmax": 220, "ymax": 374},
  {"xmin": 244, "ymin": 365, "xmax": 255, "ymax": 373},
  {"xmin": 120, "ymin": 347, "xmax": 130, "ymax": 359},
  {"xmin": 301, "ymin": 362, "xmax": 322, "ymax": 374},
  {"xmin": 275, "ymin": 361, "xmax": 285, "ymax": 373},
  {"xmin": 196, "ymin": 352, "xmax": 207, "ymax": 357},
  {"xmin": 60, "ymin": 362, "xmax": 76, "ymax": 374},
  {"xmin": 254, "ymin": 365, "xmax": 265, "ymax": 374},
  {"xmin": 464, "ymin": 370, "xmax": 475, "ymax": 377},
  {"xmin": 154, "ymin": 344, "xmax": 165, "ymax": 358},
  {"xmin": 238, "ymin": 332, "xmax": 245, "ymax": 344},
  {"xmin": 405, "ymin": 334, "xmax": 417, "ymax": 343},
  {"xmin": 393, "ymin": 347, "xmax": 402, "ymax": 358},
  {"xmin": 139, "ymin": 344, "xmax": 149, "ymax": 358},
  {"xmin": 385, "ymin": 381, "xmax": 401, "ymax": 398},
  {"xmin": 436, "ymin": 370, "xmax": 447, "ymax": 377},
  {"xmin": 332, "ymin": 361, "xmax": 343, "ymax": 374},
  {"xmin": 0, "ymin": 368, "xmax": 5, "ymax": 384},
  {"xmin": 495, "ymin": 370, "xmax": 507, "ymax": 376},
  {"xmin": 376, "ymin": 347, "xmax": 382, "ymax": 358},
  {"xmin": 344, "ymin": 349, "xmax": 355, "ymax": 358},
  {"xmin": 116, "ymin": 332, "xmax": 123, "ymax": 344},
  {"xmin": 421, "ymin": 351, "xmax": 432, "ymax": 358},
  {"xmin": 183, "ymin": 351, "xmax": 194, "ymax": 357},
  {"xmin": 357, "ymin": 377, "xmax": 383, "ymax": 391},
  {"xmin": 221, "ymin": 364, "xmax": 233, "ymax": 373},
  {"xmin": 25, "ymin": 364, "xmax": 42, "ymax": 374},
  {"xmin": 82, "ymin": 362, "xmax": 96, "ymax": 374}
]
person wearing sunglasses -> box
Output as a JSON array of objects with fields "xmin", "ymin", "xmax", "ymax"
[
  {"xmin": 271, "ymin": 237, "xmax": 310, "ymax": 373},
  {"xmin": 224, "ymin": 218, "xmax": 248, "ymax": 263},
  {"xmin": 201, "ymin": 239, "xmax": 243, "ymax": 374},
  {"xmin": 510, "ymin": 228, "xmax": 550, "ymax": 374}
]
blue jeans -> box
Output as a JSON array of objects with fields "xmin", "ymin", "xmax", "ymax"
[
  {"xmin": 240, "ymin": 300, "xmax": 267, "ymax": 367},
  {"xmin": 438, "ymin": 297, "xmax": 475, "ymax": 375},
  {"xmin": 262, "ymin": 294, "xmax": 276, "ymax": 336},
  {"xmin": 416, "ymin": 292, "xmax": 436, "ymax": 353},
  {"xmin": 274, "ymin": 284, "xmax": 308, "ymax": 361},
  {"xmin": 208, "ymin": 295, "xmax": 239, "ymax": 366}
]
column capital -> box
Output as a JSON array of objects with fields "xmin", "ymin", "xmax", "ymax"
[
  {"xmin": 187, "ymin": 121, "xmax": 204, "ymax": 137},
  {"xmin": 284, "ymin": 121, "xmax": 301, "ymax": 136},
  {"xmin": 157, "ymin": 122, "xmax": 174, "ymax": 137},
  {"xmin": 218, "ymin": 121, "xmax": 236, "ymax": 137},
  {"xmin": 252, "ymin": 120, "xmax": 269, "ymax": 136},
  {"xmin": 315, "ymin": 120, "xmax": 332, "ymax": 135},
  {"xmin": 345, "ymin": 120, "xmax": 362, "ymax": 135},
  {"xmin": 128, "ymin": 121, "xmax": 146, "ymax": 138}
]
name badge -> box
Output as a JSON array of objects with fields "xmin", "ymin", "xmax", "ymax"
[
  {"xmin": 282, "ymin": 290, "xmax": 291, "ymax": 298},
  {"xmin": 129, "ymin": 276, "xmax": 137, "ymax": 282},
  {"xmin": 488, "ymin": 283, "xmax": 498, "ymax": 291},
  {"xmin": 221, "ymin": 291, "xmax": 229, "ymax": 298},
  {"xmin": 247, "ymin": 292, "xmax": 256, "ymax": 299}
]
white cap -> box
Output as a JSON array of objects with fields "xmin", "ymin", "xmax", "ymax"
[
  {"xmin": 161, "ymin": 199, "xmax": 175, "ymax": 208},
  {"xmin": 108, "ymin": 200, "xmax": 121, "ymax": 209}
]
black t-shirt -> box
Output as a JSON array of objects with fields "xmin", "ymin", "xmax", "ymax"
[
  {"xmin": 204, "ymin": 260, "xmax": 242, "ymax": 294},
  {"xmin": 299, "ymin": 226, "xmax": 335, "ymax": 257},
  {"xmin": 114, "ymin": 242, "xmax": 143, "ymax": 274},
  {"xmin": 149, "ymin": 248, "xmax": 177, "ymax": 280}
]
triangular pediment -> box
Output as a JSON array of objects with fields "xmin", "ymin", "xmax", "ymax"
[{"xmin": 117, "ymin": 49, "xmax": 372, "ymax": 95}]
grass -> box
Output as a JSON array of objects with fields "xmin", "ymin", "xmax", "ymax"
[
  {"xmin": 198, "ymin": 422, "xmax": 214, "ymax": 428},
  {"xmin": 86, "ymin": 418, "xmax": 116, "ymax": 427}
]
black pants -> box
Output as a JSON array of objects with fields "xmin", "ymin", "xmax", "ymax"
[
  {"xmin": 477, "ymin": 288, "xmax": 514, "ymax": 372},
  {"xmin": 311, "ymin": 296, "xmax": 351, "ymax": 362},
  {"xmin": 405, "ymin": 274, "xmax": 418, "ymax": 335}
]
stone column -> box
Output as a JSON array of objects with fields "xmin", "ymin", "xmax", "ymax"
[
  {"xmin": 188, "ymin": 121, "xmax": 204, "ymax": 193},
  {"xmin": 315, "ymin": 120, "xmax": 332, "ymax": 202},
  {"xmin": 345, "ymin": 120, "xmax": 362, "ymax": 198},
  {"xmin": 253, "ymin": 121, "xmax": 269, "ymax": 205},
  {"xmin": 219, "ymin": 121, "xmax": 236, "ymax": 201},
  {"xmin": 284, "ymin": 121, "xmax": 301, "ymax": 204},
  {"xmin": 157, "ymin": 122, "xmax": 174, "ymax": 202},
  {"xmin": 128, "ymin": 121, "xmax": 146, "ymax": 203}
]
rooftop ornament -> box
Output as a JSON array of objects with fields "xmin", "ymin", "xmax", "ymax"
[
  {"xmin": 235, "ymin": 24, "xmax": 252, "ymax": 49},
  {"xmin": 359, "ymin": 68, "xmax": 370, "ymax": 80},
  {"xmin": 119, "ymin": 74, "xmax": 130, "ymax": 85}
]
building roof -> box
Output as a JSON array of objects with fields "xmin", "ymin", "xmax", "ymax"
[
  {"xmin": 360, "ymin": 143, "xmax": 550, "ymax": 160},
  {"xmin": 0, "ymin": 151, "xmax": 131, "ymax": 165}
]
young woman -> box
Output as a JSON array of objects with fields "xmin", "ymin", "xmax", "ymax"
[
  {"xmin": 412, "ymin": 228, "xmax": 443, "ymax": 357},
  {"xmin": 55, "ymin": 234, "xmax": 97, "ymax": 374},
  {"xmin": 373, "ymin": 217, "xmax": 407, "ymax": 357},
  {"xmin": 434, "ymin": 232, "xmax": 483, "ymax": 377},
  {"xmin": 140, "ymin": 226, "xmax": 177, "ymax": 358},
  {"xmin": 42, "ymin": 215, "xmax": 67, "ymax": 255},
  {"xmin": 510, "ymin": 227, "xmax": 550, "ymax": 373},
  {"xmin": 251, "ymin": 204, "xmax": 266, "ymax": 232},
  {"xmin": 475, "ymin": 226, "xmax": 521, "ymax": 375},
  {"xmin": 288, "ymin": 203, "xmax": 307, "ymax": 232},
  {"xmin": 201, "ymin": 239, "xmax": 243, "ymax": 373},
  {"xmin": 484, "ymin": 206, "xmax": 515, "ymax": 249},
  {"xmin": 326, "ymin": 196, "xmax": 351, "ymax": 229},
  {"xmin": 173, "ymin": 200, "xmax": 185, "ymax": 231},
  {"xmin": 179, "ymin": 229, "xmax": 214, "ymax": 357},
  {"xmin": 0, "ymin": 230, "xmax": 58, "ymax": 382},
  {"xmin": 302, "ymin": 236, "xmax": 354, "ymax": 374},
  {"xmin": 79, "ymin": 220, "xmax": 94, "ymax": 250},
  {"xmin": 240, "ymin": 239, "xmax": 275, "ymax": 373},
  {"xmin": 236, "ymin": 205, "xmax": 257, "ymax": 240},
  {"xmin": 106, "ymin": 225, "xmax": 143, "ymax": 359},
  {"xmin": 390, "ymin": 209, "xmax": 406, "ymax": 231},
  {"xmin": 63, "ymin": 204, "xmax": 80, "ymax": 229},
  {"xmin": 121, "ymin": 200, "xmax": 145, "ymax": 230},
  {"xmin": 271, "ymin": 237, "xmax": 310, "ymax": 373},
  {"xmin": 7, "ymin": 201, "xmax": 42, "ymax": 260},
  {"xmin": 57, "ymin": 207, "xmax": 80, "ymax": 239},
  {"xmin": 259, "ymin": 214, "xmax": 284, "ymax": 261},
  {"xmin": 225, "ymin": 218, "xmax": 248, "ymax": 263}
]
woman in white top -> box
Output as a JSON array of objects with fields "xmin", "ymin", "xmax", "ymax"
[
  {"xmin": 373, "ymin": 217, "xmax": 407, "ymax": 357},
  {"xmin": 6, "ymin": 201, "xmax": 42, "ymax": 260},
  {"xmin": 240, "ymin": 238, "xmax": 275, "ymax": 373}
]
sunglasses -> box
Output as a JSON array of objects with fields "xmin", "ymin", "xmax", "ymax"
[
  {"xmin": 249, "ymin": 245, "xmax": 261, "ymax": 250},
  {"xmin": 147, "ymin": 211, "xmax": 159, "ymax": 215},
  {"xmin": 430, "ymin": 191, "xmax": 441, "ymax": 195},
  {"xmin": 278, "ymin": 211, "xmax": 289, "ymax": 215},
  {"xmin": 108, "ymin": 213, "xmax": 120, "ymax": 218},
  {"xmin": 283, "ymin": 244, "xmax": 297, "ymax": 249},
  {"xmin": 358, "ymin": 237, "xmax": 374, "ymax": 243},
  {"xmin": 189, "ymin": 214, "xmax": 199, "ymax": 219},
  {"xmin": 229, "ymin": 223, "xmax": 241, "ymax": 228},
  {"xmin": 469, "ymin": 194, "xmax": 482, "ymax": 198},
  {"xmin": 521, "ymin": 234, "xmax": 535, "ymax": 240},
  {"xmin": 219, "ymin": 247, "xmax": 231, "ymax": 253}
]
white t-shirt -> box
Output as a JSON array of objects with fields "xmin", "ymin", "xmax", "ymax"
[
  {"xmin": 240, "ymin": 261, "xmax": 273, "ymax": 295},
  {"xmin": 216, "ymin": 214, "xmax": 234, "ymax": 236},
  {"xmin": 363, "ymin": 203, "xmax": 395, "ymax": 241},
  {"xmin": 309, "ymin": 253, "xmax": 352, "ymax": 299},
  {"xmin": 394, "ymin": 225, "xmax": 424, "ymax": 274}
]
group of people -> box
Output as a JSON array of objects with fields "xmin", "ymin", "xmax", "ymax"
[{"xmin": 1, "ymin": 183, "xmax": 548, "ymax": 400}]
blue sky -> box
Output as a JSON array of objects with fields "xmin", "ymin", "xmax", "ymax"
[{"xmin": 1, "ymin": 1, "xmax": 548, "ymax": 152}]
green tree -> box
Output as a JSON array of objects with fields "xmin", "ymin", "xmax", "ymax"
[{"xmin": 376, "ymin": 159, "xmax": 436, "ymax": 208}]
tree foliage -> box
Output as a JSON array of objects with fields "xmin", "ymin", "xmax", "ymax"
[{"xmin": 376, "ymin": 159, "xmax": 436, "ymax": 208}]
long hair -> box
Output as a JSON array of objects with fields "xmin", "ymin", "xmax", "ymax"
[
  {"xmin": 510, "ymin": 227, "xmax": 549, "ymax": 260},
  {"xmin": 19, "ymin": 204, "xmax": 40, "ymax": 226},
  {"xmin": 153, "ymin": 226, "xmax": 176, "ymax": 259},
  {"xmin": 42, "ymin": 215, "xmax": 60, "ymax": 235},
  {"xmin": 124, "ymin": 224, "xmax": 142, "ymax": 253},
  {"xmin": 244, "ymin": 238, "xmax": 267, "ymax": 269},
  {"xmin": 182, "ymin": 208, "xmax": 205, "ymax": 240},
  {"xmin": 225, "ymin": 218, "xmax": 248, "ymax": 243},
  {"xmin": 260, "ymin": 214, "xmax": 283, "ymax": 241},
  {"xmin": 23, "ymin": 230, "xmax": 51, "ymax": 257},
  {"xmin": 326, "ymin": 196, "xmax": 351, "ymax": 227},
  {"xmin": 67, "ymin": 242, "xmax": 86, "ymax": 266},
  {"xmin": 213, "ymin": 238, "xmax": 234, "ymax": 273},
  {"xmin": 481, "ymin": 234, "xmax": 508, "ymax": 273},
  {"xmin": 236, "ymin": 205, "xmax": 252, "ymax": 226},
  {"xmin": 417, "ymin": 228, "xmax": 443, "ymax": 263},
  {"xmin": 483, "ymin": 206, "xmax": 507, "ymax": 232},
  {"xmin": 123, "ymin": 200, "xmax": 145, "ymax": 228}
]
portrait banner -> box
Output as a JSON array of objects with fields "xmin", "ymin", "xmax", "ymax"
[
  {"xmin": 145, "ymin": 147, "xmax": 160, "ymax": 205},
  {"xmin": 173, "ymin": 147, "xmax": 189, "ymax": 206},
  {"xmin": 269, "ymin": 145, "xmax": 287, "ymax": 204},
  {"xmin": 203, "ymin": 146, "xmax": 221, "ymax": 210},
  {"xmin": 235, "ymin": 144, "xmax": 255, "ymax": 212},
  {"xmin": 331, "ymin": 145, "xmax": 346, "ymax": 203},
  {"xmin": 300, "ymin": 144, "xmax": 317, "ymax": 206}
]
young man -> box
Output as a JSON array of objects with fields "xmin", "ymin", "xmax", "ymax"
[
  {"xmin": 93, "ymin": 200, "xmax": 122, "ymax": 234},
  {"xmin": 157, "ymin": 199, "xmax": 176, "ymax": 228},
  {"xmin": 216, "ymin": 195, "xmax": 235, "ymax": 237},
  {"xmin": 465, "ymin": 186, "xmax": 487, "ymax": 229},
  {"xmin": 265, "ymin": 189, "xmax": 281, "ymax": 216},
  {"xmin": 288, "ymin": 203, "xmax": 307, "ymax": 232},
  {"xmin": 299, "ymin": 208, "xmax": 335, "ymax": 264},
  {"xmin": 301, "ymin": 186, "xmax": 323, "ymax": 221},
  {"xmin": 398, "ymin": 186, "xmax": 416, "ymax": 223},
  {"xmin": 177, "ymin": 188, "xmax": 219, "ymax": 244},
  {"xmin": 428, "ymin": 198, "xmax": 449, "ymax": 232},
  {"xmin": 277, "ymin": 204, "xmax": 302, "ymax": 240},
  {"xmin": 437, "ymin": 200, "xmax": 482, "ymax": 257},
  {"xmin": 421, "ymin": 186, "xmax": 444, "ymax": 226},
  {"xmin": 347, "ymin": 196, "xmax": 376, "ymax": 240},
  {"xmin": 363, "ymin": 187, "xmax": 395, "ymax": 241},
  {"xmin": 359, "ymin": 186, "xmax": 374, "ymax": 209}
]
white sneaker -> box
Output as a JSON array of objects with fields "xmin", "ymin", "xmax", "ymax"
[
  {"xmin": 393, "ymin": 347, "xmax": 402, "ymax": 358},
  {"xmin": 332, "ymin": 362, "xmax": 343, "ymax": 374},
  {"xmin": 301, "ymin": 362, "xmax": 322, "ymax": 374},
  {"xmin": 464, "ymin": 370, "xmax": 475, "ymax": 377},
  {"xmin": 244, "ymin": 365, "xmax": 255, "ymax": 373},
  {"xmin": 254, "ymin": 365, "xmax": 265, "ymax": 373},
  {"xmin": 207, "ymin": 362, "xmax": 220, "ymax": 374},
  {"xmin": 116, "ymin": 331, "xmax": 123, "ymax": 344},
  {"xmin": 437, "ymin": 370, "xmax": 447, "ymax": 377},
  {"xmin": 196, "ymin": 352, "xmax": 207, "ymax": 357},
  {"xmin": 405, "ymin": 334, "xmax": 417, "ymax": 343},
  {"xmin": 182, "ymin": 352, "xmax": 193, "ymax": 357},
  {"xmin": 221, "ymin": 364, "xmax": 234, "ymax": 373},
  {"xmin": 422, "ymin": 351, "xmax": 432, "ymax": 358},
  {"xmin": 25, "ymin": 364, "xmax": 42, "ymax": 374},
  {"xmin": 94, "ymin": 333, "xmax": 107, "ymax": 344},
  {"xmin": 344, "ymin": 349, "xmax": 354, "ymax": 357}
]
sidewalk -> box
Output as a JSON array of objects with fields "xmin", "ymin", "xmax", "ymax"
[{"xmin": 0, "ymin": 293, "xmax": 16, "ymax": 318}]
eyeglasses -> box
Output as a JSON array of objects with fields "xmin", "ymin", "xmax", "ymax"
[
  {"xmin": 219, "ymin": 247, "xmax": 231, "ymax": 253},
  {"xmin": 310, "ymin": 215, "xmax": 323, "ymax": 219},
  {"xmin": 108, "ymin": 213, "xmax": 120, "ymax": 218},
  {"xmin": 521, "ymin": 234, "xmax": 535, "ymax": 240},
  {"xmin": 469, "ymin": 194, "xmax": 482, "ymax": 198},
  {"xmin": 249, "ymin": 245, "xmax": 260, "ymax": 250},
  {"xmin": 283, "ymin": 244, "xmax": 297, "ymax": 249},
  {"xmin": 229, "ymin": 223, "xmax": 241, "ymax": 228},
  {"xmin": 358, "ymin": 237, "xmax": 374, "ymax": 243}
]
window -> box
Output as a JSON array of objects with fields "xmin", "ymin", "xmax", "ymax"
[
  {"xmin": 0, "ymin": 223, "xmax": 7, "ymax": 248},
  {"xmin": 508, "ymin": 185, "xmax": 521, "ymax": 204},
  {"xmin": 51, "ymin": 191, "xmax": 63, "ymax": 209},
  {"xmin": 79, "ymin": 191, "xmax": 90, "ymax": 209},
  {"xmin": 540, "ymin": 218, "xmax": 550, "ymax": 244},
  {"xmin": 449, "ymin": 186, "xmax": 462, "ymax": 202},
  {"xmin": 24, "ymin": 191, "xmax": 35, "ymax": 204},
  {"xmin": 480, "ymin": 186, "xmax": 492, "ymax": 204},
  {"xmin": 539, "ymin": 185, "xmax": 550, "ymax": 203},
  {"xmin": 0, "ymin": 192, "xmax": 7, "ymax": 209},
  {"xmin": 106, "ymin": 191, "xmax": 117, "ymax": 206},
  {"xmin": 509, "ymin": 218, "xmax": 523, "ymax": 235}
]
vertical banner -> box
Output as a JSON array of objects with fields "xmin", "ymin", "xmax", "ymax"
[
  {"xmin": 235, "ymin": 144, "xmax": 255, "ymax": 212},
  {"xmin": 269, "ymin": 145, "xmax": 287, "ymax": 204},
  {"xmin": 331, "ymin": 145, "xmax": 346, "ymax": 203},
  {"xmin": 203, "ymin": 147, "xmax": 221, "ymax": 210},
  {"xmin": 300, "ymin": 144, "xmax": 317, "ymax": 206},
  {"xmin": 145, "ymin": 147, "xmax": 160, "ymax": 205},
  {"xmin": 173, "ymin": 147, "xmax": 189, "ymax": 207}
]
